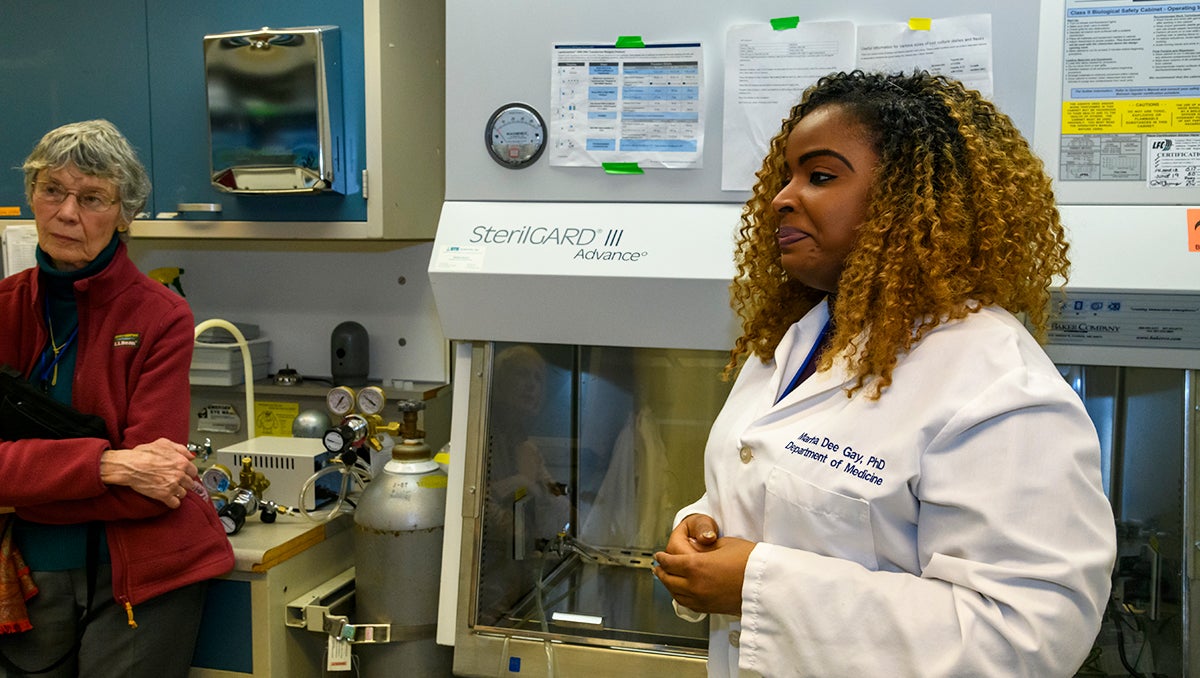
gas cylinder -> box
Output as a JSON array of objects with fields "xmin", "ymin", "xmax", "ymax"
[{"xmin": 353, "ymin": 400, "xmax": 454, "ymax": 676}]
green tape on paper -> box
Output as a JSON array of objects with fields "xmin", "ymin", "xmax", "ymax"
[
  {"xmin": 603, "ymin": 162, "xmax": 644, "ymax": 175},
  {"xmin": 770, "ymin": 16, "xmax": 800, "ymax": 30},
  {"xmin": 615, "ymin": 35, "xmax": 645, "ymax": 48}
]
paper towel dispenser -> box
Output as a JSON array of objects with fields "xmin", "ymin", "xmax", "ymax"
[{"xmin": 203, "ymin": 25, "xmax": 344, "ymax": 194}]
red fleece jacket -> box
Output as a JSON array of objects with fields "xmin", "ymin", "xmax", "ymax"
[{"xmin": 0, "ymin": 242, "xmax": 233, "ymax": 609}]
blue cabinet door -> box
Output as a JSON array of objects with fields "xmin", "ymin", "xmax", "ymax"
[
  {"xmin": 0, "ymin": 0, "xmax": 151, "ymax": 220},
  {"xmin": 145, "ymin": 0, "xmax": 367, "ymax": 222}
]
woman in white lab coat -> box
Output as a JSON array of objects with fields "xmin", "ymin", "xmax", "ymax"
[{"xmin": 652, "ymin": 71, "xmax": 1116, "ymax": 677}]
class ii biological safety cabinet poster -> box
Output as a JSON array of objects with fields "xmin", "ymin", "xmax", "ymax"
[{"xmin": 1058, "ymin": 0, "xmax": 1200, "ymax": 191}]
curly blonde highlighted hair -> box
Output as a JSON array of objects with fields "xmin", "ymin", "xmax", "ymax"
[{"xmin": 727, "ymin": 71, "xmax": 1069, "ymax": 398}]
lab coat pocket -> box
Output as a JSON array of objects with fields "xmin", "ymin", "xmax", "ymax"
[{"xmin": 763, "ymin": 466, "xmax": 878, "ymax": 570}]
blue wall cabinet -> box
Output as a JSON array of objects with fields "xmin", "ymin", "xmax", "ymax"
[
  {"xmin": 0, "ymin": 1, "xmax": 444, "ymax": 240},
  {"xmin": 0, "ymin": 0, "xmax": 152, "ymax": 217}
]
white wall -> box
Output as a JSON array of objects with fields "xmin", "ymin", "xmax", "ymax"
[{"xmin": 128, "ymin": 239, "xmax": 448, "ymax": 384}]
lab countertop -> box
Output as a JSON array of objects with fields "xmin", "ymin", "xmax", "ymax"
[{"xmin": 225, "ymin": 512, "xmax": 353, "ymax": 573}]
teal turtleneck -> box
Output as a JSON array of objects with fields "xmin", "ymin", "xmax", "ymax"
[
  {"xmin": 32, "ymin": 235, "xmax": 120, "ymax": 403},
  {"xmin": 16, "ymin": 234, "xmax": 120, "ymax": 571}
]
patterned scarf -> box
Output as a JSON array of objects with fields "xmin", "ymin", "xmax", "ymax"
[{"xmin": 0, "ymin": 514, "xmax": 38, "ymax": 634}]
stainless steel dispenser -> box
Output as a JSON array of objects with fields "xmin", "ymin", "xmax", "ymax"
[{"xmin": 203, "ymin": 26, "xmax": 344, "ymax": 194}]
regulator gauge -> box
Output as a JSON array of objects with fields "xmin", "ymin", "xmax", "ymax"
[
  {"xmin": 201, "ymin": 464, "xmax": 234, "ymax": 508},
  {"xmin": 326, "ymin": 386, "xmax": 356, "ymax": 416},
  {"xmin": 202, "ymin": 464, "xmax": 233, "ymax": 494},
  {"xmin": 323, "ymin": 427, "xmax": 350, "ymax": 454},
  {"xmin": 356, "ymin": 385, "xmax": 387, "ymax": 416},
  {"xmin": 485, "ymin": 103, "xmax": 547, "ymax": 169},
  {"xmin": 323, "ymin": 416, "xmax": 369, "ymax": 454}
]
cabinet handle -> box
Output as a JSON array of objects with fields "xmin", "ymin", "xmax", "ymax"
[{"xmin": 177, "ymin": 203, "xmax": 222, "ymax": 213}]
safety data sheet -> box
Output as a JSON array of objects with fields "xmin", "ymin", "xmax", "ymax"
[{"xmin": 1058, "ymin": 0, "xmax": 1200, "ymax": 188}]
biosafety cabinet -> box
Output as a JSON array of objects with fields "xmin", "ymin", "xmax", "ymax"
[
  {"xmin": 432, "ymin": 203, "xmax": 740, "ymax": 675},
  {"xmin": 1055, "ymin": 356, "xmax": 1198, "ymax": 677},
  {"xmin": 1035, "ymin": 208, "xmax": 1200, "ymax": 677},
  {"xmin": 1032, "ymin": 0, "xmax": 1200, "ymax": 669}
]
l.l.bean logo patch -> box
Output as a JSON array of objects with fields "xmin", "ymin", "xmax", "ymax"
[{"xmin": 112, "ymin": 333, "xmax": 141, "ymax": 348}]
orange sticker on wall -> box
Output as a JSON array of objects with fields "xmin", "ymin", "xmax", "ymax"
[
  {"xmin": 0, "ymin": 207, "xmax": 21, "ymax": 217},
  {"xmin": 1190, "ymin": 208, "xmax": 1200, "ymax": 253}
]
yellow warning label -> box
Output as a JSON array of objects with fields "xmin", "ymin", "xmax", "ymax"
[
  {"xmin": 254, "ymin": 401, "xmax": 301, "ymax": 437},
  {"xmin": 0, "ymin": 207, "xmax": 21, "ymax": 217},
  {"xmin": 1063, "ymin": 99, "xmax": 1200, "ymax": 135},
  {"xmin": 418, "ymin": 475, "xmax": 449, "ymax": 489}
]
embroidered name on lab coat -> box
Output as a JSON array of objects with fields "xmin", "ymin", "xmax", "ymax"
[{"xmin": 787, "ymin": 431, "xmax": 887, "ymax": 486}]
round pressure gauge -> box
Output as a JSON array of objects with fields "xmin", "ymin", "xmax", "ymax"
[
  {"xmin": 201, "ymin": 464, "xmax": 234, "ymax": 496},
  {"xmin": 485, "ymin": 103, "xmax": 547, "ymax": 169},
  {"xmin": 323, "ymin": 426, "xmax": 351, "ymax": 454},
  {"xmin": 356, "ymin": 385, "xmax": 387, "ymax": 416},
  {"xmin": 326, "ymin": 386, "xmax": 356, "ymax": 416},
  {"xmin": 217, "ymin": 489, "xmax": 258, "ymax": 536},
  {"xmin": 323, "ymin": 416, "xmax": 370, "ymax": 454},
  {"xmin": 219, "ymin": 507, "xmax": 244, "ymax": 536}
]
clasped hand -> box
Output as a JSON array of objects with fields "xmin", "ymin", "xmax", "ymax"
[
  {"xmin": 99, "ymin": 438, "xmax": 199, "ymax": 508},
  {"xmin": 653, "ymin": 513, "xmax": 755, "ymax": 617}
]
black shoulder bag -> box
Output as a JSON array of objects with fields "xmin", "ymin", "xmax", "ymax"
[{"xmin": 0, "ymin": 365, "xmax": 108, "ymax": 441}]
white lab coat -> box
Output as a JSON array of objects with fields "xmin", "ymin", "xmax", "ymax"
[{"xmin": 675, "ymin": 299, "xmax": 1116, "ymax": 678}]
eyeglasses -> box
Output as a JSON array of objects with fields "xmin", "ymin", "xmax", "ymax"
[{"xmin": 32, "ymin": 181, "xmax": 119, "ymax": 213}]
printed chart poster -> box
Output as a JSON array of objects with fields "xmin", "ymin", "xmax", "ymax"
[
  {"xmin": 1059, "ymin": 0, "xmax": 1200, "ymax": 186},
  {"xmin": 550, "ymin": 42, "xmax": 704, "ymax": 169}
]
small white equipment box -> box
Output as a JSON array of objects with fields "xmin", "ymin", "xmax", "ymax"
[{"xmin": 216, "ymin": 436, "xmax": 337, "ymax": 510}]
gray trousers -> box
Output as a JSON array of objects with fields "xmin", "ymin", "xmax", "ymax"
[{"xmin": 0, "ymin": 565, "xmax": 206, "ymax": 678}]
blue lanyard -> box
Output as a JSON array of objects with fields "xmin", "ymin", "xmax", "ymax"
[
  {"xmin": 776, "ymin": 318, "xmax": 831, "ymax": 404},
  {"xmin": 36, "ymin": 296, "xmax": 79, "ymax": 387}
]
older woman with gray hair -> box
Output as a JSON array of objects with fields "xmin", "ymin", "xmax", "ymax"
[{"xmin": 0, "ymin": 120, "xmax": 232, "ymax": 677}]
